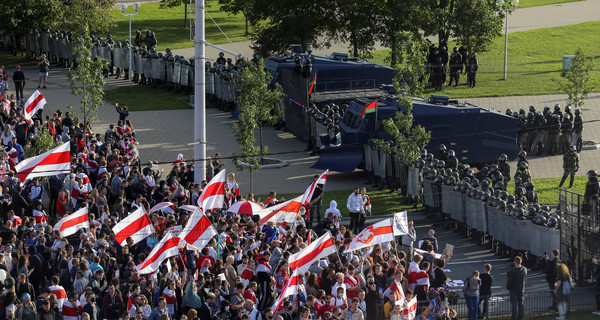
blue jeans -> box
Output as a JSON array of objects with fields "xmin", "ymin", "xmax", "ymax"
[
  {"xmin": 466, "ymin": 295, "xmax": 479, "ymax": 320},
  {"xmin": 309, "ymin": 199, "xmax": 322, "ymax": 226}
]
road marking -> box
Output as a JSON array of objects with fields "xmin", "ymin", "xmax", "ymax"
[{"xmin": 447, "ymin": 258, "xmax": 509, "ymax": 265}]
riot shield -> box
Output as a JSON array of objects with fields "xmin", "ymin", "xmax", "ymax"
[
  {"xmin": 134, "ymin": 52, "xmax": 143, "ymax": 74},
  {"xmin": 41, "ymin": 33, "xmax": 49, "ymax": 52},
  {"xmin": 150, "ymin": 58, "xmax": 160, "ymax": 79},
  {"xmin": 121, "ymin": 47, "xmax": 130, "ymax": 70},
  {"xmin": 142, "ymin": 57, "xmax": 152, "ymax": 77},
  {"xmin": 66, "ymin": 43, "xmax": 75, "ymax": 64},
  {"xmin": 158, "ymin": 59, "xmax": 166, "ymax": 81},
  {"xmin": 50, "ymin": 37, "xmax": 58, "ymax": 60},
  {"xmin": 180, "ymin": 64, "xmax": 189, "ymax": 86},
  {"xmin": 112, "ymin": 47, "xmax": 122, "ymax": 68},
  {"xmin": 188, "ymin": 65, "xmax": 194, "ymax": 87},
  {"xmin": 173, "ymin": 61, "xmax": 181, "ymax": 84},
  {"xmin": 206, "ymin": 70, "xmax": 214, "ymax": 94},
  {"xmin": 59, "ymin": 39, "xmax": 68, "ymax": 59},
  {"xmin": 166, "ymin": 61, "xmax": 174, "ymax": 82}
]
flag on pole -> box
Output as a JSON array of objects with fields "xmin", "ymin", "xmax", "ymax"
[
  {"xmin": 271, "ymin": 268, "xmax": 300, "ymax": 313},
  {"xmin": 197, "ymin": 170, "xmax": 226, "ymax": 211},
  {"xmin": 53, "ymin": 207, "xmax": 89, "ymax": 237},
  {"xmin": 179, "ymin": 208, "xmax": 218, "ymax": 251},
  {"xmin": 384, "ymin": 279, "xmax": 405, "ymax": 300},
  {"xmin": 308, "ymin": 73, "xmax": 317, "ymax": 95},
  {"xmin": 15, "ymin": 142, "xmax": 70, "ymax": 183},
  {"xmin": 288, "ymin": 231, "xmax": 336, "ymax": 274},
  {"xmin": 359, "ymin": 100, "xmax": 377, "ymax": 118},
  {"xmin": 112, "ymin": 206, "xmax": 155, "ymax": 246},
  {"xmin": 394, "ymin": 211, "xmax": 409, "ymax": 235},
  {"xmin": 300, "ymin": 170, "xmax": 328, "ymax": 205},
  {"xmin": 23, "ymin": 90, "xmax": 47, "ymax": 124},
  {"xmin": 256, "ymin": 195, "xmax": 303, "ymax": 226},
  {"xmin": 345, "ymin": 217, "xmax": 396, "ymax": 253},
  {"xmin": 136, "ymin": 233, "xmax": 183, "ymax": 274}
]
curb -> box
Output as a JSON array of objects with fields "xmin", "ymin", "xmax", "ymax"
[{"xmin": 237, "ymin": 157, "xmax": 288, "ymax": 169}]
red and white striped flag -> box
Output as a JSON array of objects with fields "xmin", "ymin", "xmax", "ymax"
[
  {"xmin": 23, "ymin": 90, "xmax": 47, "ymax": 124},
  {"xmin": 179, "ymin": 208, "xmax": 217, "ymax": 251},
  {"xmin": 113, "ymin": 206, "xmax": 155, "ymax": 246},
  {"xmin": 49, "ymin": 284, "xmax": 67, "ymax": 311},
  {"xmin": 271, "ymin": 268, "xmax": 300, "ymax": 313},
  {"xmin": 53, "ymin": 207, "xmax": 89, "ymax": 238},
  {"xmin": 300, "ymin": 170, "xmax": 328, "ymax": 205},
  {"xmin": 136, "ymin": 232, "xmax": 183, "ymax": 275},
  {"xmin": 403, "ymin": 296, "xmax": 418, "ymax": 319},
  {"xmin": 288, "ymin": 231, "xmax": 336, "ymax": 274},
  {"xmin": 15, "ymin": 141, "xmax": 70, "ymax": 183},
  {"xmin": 384, "ymin": 279, "xmax": 405, "ymax": 300},
  {"xmin": 345, "ymin": 217, "xmax": 398, "ymax": 253},
  {"xmin": 197, "ymin": 170, "xmax": 226, "ymax": 211},
  {"xmin": 256, "ymin": 195, "xmax": 303, "ymax": 226}
]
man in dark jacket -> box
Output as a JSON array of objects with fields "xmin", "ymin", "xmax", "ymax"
[
  {"xmin": 37, "ymin": 300, "xmax": 61, "ymax": 320},
  {"xmin": 507, "ymin": 256, "xmax": 527, "ymax": 320},
  {"xmin": 12, "ymin": 65, "xmax": 25, "ymax": 102},
  {"xmin": 82, "ymin": 292, "xmax": 100, "ymax": 320},
  {"xmin": 102, "ymin": 283, "xmax": 124, "ymax": 320},
  {"xmin": 545, "ymin": 249, "xmax": 561, "ymax": 310}
]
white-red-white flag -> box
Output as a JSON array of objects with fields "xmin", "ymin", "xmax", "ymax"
[
  {"xmin": 256, "ymin": 195, "xmax": 303, "ymax": 226},
  {"xmin": 136, "ymin": 233, "xmax": 183, "ymax": 274},
  {"xmin": 197, "ymin": 170, "xmax": 226, "ymax": 210},
  {"xmin": 384, "ymin": 279, "xmax": 405, "ymax": 300},
  {"xmin": 300, "ymin": 170, "xmax": 328, "ymax": 205},
  {"xmin": 271, "ymin": 268, "xmax": 300, "ymax": 313},
  {"xmin": 23, "ymin": 90, "xmax": 47, "ymax": 124},
  {"xmin": 394, "ymin": 211, "xmax": 409, "ymax": 235},
  {"xmin": 345, "ymin": 217, "xmax": 398, "ymax": 253},
  {"xmin": 179, "ymin": 208, "xmax": 218, "ymax": 250},
  {"xmin": 289, "ymin": 231, "xmax": 336, "ymax": 274},
  {"xmin": 15, "ymin": 141, "xmax": 70, "ymax": 183},
  {"xmin": 403, "ymin": 296, "xmax": 418, "ymax": 319},
  {"xmin": 112, "ymin": 206, "xmax": 155, "ymax": 246},
  {"xmin": 53, "ymin": 207, "xmax": 89, "ymax": 237}
]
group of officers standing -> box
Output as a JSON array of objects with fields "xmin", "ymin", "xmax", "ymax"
[
  {"xmin": 427, "ymin": 42, "xmax": 479, "ymax": 90},
  {"xmin": 514, "ymin": 104, "xmax": 584, "ymax": 157}
]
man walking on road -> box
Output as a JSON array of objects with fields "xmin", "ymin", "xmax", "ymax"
[{"xmin": 507, "ymin": 256, "xmax": 527, "ymax": 320}]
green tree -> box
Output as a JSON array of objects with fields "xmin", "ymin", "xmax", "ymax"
[
  {"xmin": 451, "ymin": 0, "xmax": 503, "ymax": 54},
  {"xmin": 556, "ymin": 47, "xmax": 599, "ymax": 108},
  {"xmin": 0, "ymin": 0, "xmax": 62, "ymax": 51},
  {"xmin": 232, "ymin": 59, "xmax": 283, "ymax": 191},
  {"xmin": 376, "ymin": 33, "xmax": 431, "ymax": 164},
  {"xmin": 159, "ymin": 0, "xmax": 192, "ymax": 27},
  {"xmin": 67, "ymin": 26, "xmax": 106, "ymax": 133},
  {"xmin": 218, "ymin": 0, "xmax": 253, "ymax": 35},
  {"xmin": 377, "ymin": 0, "xmax": 422, "ymax": 66},
  {"xmin": 327, "ymin": 0, "xmax": 379, "ymax": 57},
  {"xmin": 25, "ymin": 128, "xmax": 61, "ymax": 158},
  {"xmin": 59, "ymin": 0, "xmax": 116, "ymax": 35}
]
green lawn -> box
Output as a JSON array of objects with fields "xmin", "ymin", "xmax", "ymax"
[
  {"xmin": 370, "ymin": 21, "xmax": 600, "ymax": 98},
  {"xmin": 0, "ymin": 51, "xmax": 38, "ymax": 68},
  {"xmin": 104, "ymin": 85, "xmax": 192, "ymax": 111},
  {"xmin": 518, "ymin": 0, "xmax": 583, "ymax": 8},
  {"xmin": 506, "ymin": 176, "xmax": 587, "ymax": 205},
  {"xmin": 108, "ymin": 1, "xmax": 250, "ymax": 51}
]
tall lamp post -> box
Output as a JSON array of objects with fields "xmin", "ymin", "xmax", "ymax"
[
  {"xmin": 120, "ymin": 3, "xmax": 141, "ymax": 88},
  {"xmin": 497, "ymin": 0, "xmax": 518, "ymax": 80}
]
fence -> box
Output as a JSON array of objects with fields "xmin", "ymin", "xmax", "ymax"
[
  {"xmin": 430, "ymin": 289, "xmax": 595, "ymax": 319},
  {"xmin": 559, "ymin": 188, "xmax": 600, "ymax": 285}
]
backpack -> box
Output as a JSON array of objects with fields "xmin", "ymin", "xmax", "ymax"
[{"xmin": 562, "ymin": 279, "xmax": 574, "ymax": 295}]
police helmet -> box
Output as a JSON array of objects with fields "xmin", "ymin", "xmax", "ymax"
[
  {"xmin": 587, "ymin": 170, "xmax": 597, "ymax": 178},
  {"xmin": 515, "ymin": 186, "xmax": 525, "ymax": 195},
  {"xmin": 527, "ymin": 206, "xmax": 537, "ymax": 218},
  {"xmin": 519, "ymin": 114, "xmax": 526, "ymax": 121},
  {"xmin": 547, "ymin": 217, "xmax": 558, "ymax": 228},
  {"xmin": 426, "ymin": 154, "xmax": 434, "ymax": 161},
  {"xmin": 453, "ymin": 47, "xmax": 458, "ymax": 53},
  {"xmin": 536, "ymin": 215, "xmax": 547, "ymax": 226},
  {"xmin": 436, "ymin": 161, "xmax": 445, "ymax": 169},
  {"xmin": 529, "ymin": 105, "xmax": 536, "ymax": 112},
  {"xmin": 444, "ymin": 168, "xmax": 452, "ymax": 176},
  {"xmin": 518, "ymin": 150, "xmax": 527, "ymax": 158},
  {"xmin": 506, "ymin": 109, "xmax": 512, "ymax": 116},
  {"xmin": 431, "ymin": 159, "xmax": 439, "ymax": 168},
  {"xmin": 494, "ymin": 181, "xmax": 505, "ymax": 190},
  {"xmin": 439, "ymin": 144, "xmax": 447, "ymax": 152},
  {"xmin": 448, "ymin": 150, "xmax": 455, "ymax": 157},
  {"xmin": 421, "ymin": 149, "xmax": 428, "ymax": 157},
  {"xmin": 480, "ymin": 179, "xmax": 489, "ymax": 189},
  {"xmin": 493, "ymin": 189, "xmax": 501, "ymax": 198},
  {"xmin": 471, "ymin": 178, "xmax": 480, "ymax": 188},
  {"xmin": 482, "ymin": 192, "xmax": 490, "ymax": 201},
  {"xmin": 519, "ymin": 108, "xmax": 525, "ymax": 115},
  {"xmin": 498, "ymin": 154, "xmax": 508, "ymax": 162},
  {"xmin": 452, "ymin": 172, "xmax": 460, "ymax": 180},
  {"xmin": 515, "ymin": 200, "xmax": 524, "ymax": 209},
  {"xmin": 219, "ymin": 52, "xmax": 225, "ymax": 57},
  {"xmin": 506, "ymin": 203, "xmax": 514, "ymax": 213},
  {"xmin": 506, "ymin": 194, "xmax": 515, "ymax": 204},
  {"xmin": 499, "ymin": 191, "xmax": 508, "ymax": 200},
  {"xmin": 540, "ymin": 205, "xmax": 550, "ymax": 212},
  {"xmin": 565, "ymin": 105, "xmax": 571, "ymax": 113},
  {"xmin": 489, "ymin": 165, "xmax": 498, "ymax": 173},
  {"xmin": 497, "ymin": 200, "xmax": 506, "ymax": 210},
  {"xmin": 446, "ymin": 176, "xmax": 457, "ymax": 186},
  {"xmin": 331, "ymin": 104, "xmax": 340, "ymax": 113},
  {"xmin": 519, "ymin": 162, "xmax": 528, "ymax": 170},
  {"xmin": 553, "ymin": 209, "xmax": 562, "ymax": 218},
  {"xmin": 513, "ymin": 112, "xmax": 519, "ymax": 118},
  {"xmin": 476, "ymin": 190, "xmax": 484, "ymax": 199},
  {"xmin": 523, "ymin": 181, "xmax": 533, "ymax": 189},
  {"xmin": 554, "ymin": 104, "xmax": 561, "ymax": 112},
  {"xmin": 569, "ymin": 145, "xmax": 576, "ymax": 152},
  {"xmin": 575, "ymin": 109, "xmax": 581, "ymax": 116},
  {"xmin": 466, "ymin": 187, "xmax": 474, "ymax": 196}
]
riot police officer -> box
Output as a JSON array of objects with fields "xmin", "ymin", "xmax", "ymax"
[
  {"xmin": 517, "ymin": 114, "xmax": 528, "ymax": 151},
  {"xmin": 459, "ymin": 46, "xmax": 469, "ymax": 74},
  {"xmin": 498, "ymin": 154, "xmax": 510, "ymax": 185},
  {"xmin": 440, "ymin": 45, "xmax": 449, "ymax": 84},
  {"xmin": 526, "ymin": 112, "xmax": 537, "ymax": 153},
  {"xmin": 517, "ymin": 150, "xmax": 528, "ymax": 168},
  {"xmin": 467, "ymin": 53, "xmax": 478, "ymax": 88},
  {"xmin": 432, "ymin": 57, "xmax": 444, "ymax": 90},
  {"xmin": 559, "ymin": 145, "xmax": 579, "ymax": 188},
  {"xmin": 217, "ymin": 52, "xmax": 226, "ymax": 65},
  {"xmin": 524, "ymin": 182, "xmax": 539, "ymax": 204},
  {"xmin": 573, "ymin": 109, "xmax": 583, "ymax": 152},
  {"xmin": 560, "ymin": 112, "xmax": 573, "ymax": 154},
  {"xmin": 449, "ymin": 47, "xmax": 462, "ymax": 87},
  {"xmin": 514, "ymin": 161, "xmax": 531, "ymax": 183},
  {"xmin": 446, "ymin": 150, "xmax": 459, "ymax": 171},
  {"xmin": 438, "ymin": 144, "xmax": 448, "ymax": 163},
  {"xmin": 548, "ymin": 114, "xmax": 561, "ymax": 155},
  {"xmin": 584, "ymin": 170, "xmax": 599, "ymax": 216}
]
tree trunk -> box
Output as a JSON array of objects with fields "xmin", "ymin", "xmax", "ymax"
[
  {"xmin": 249, "ymin": 169, "xmax": 253, "ymax": 193},
  {"xmin": 390, "ymin": 35, "xmax": 397, "ymax": 67},
  {"xmin": 245, "ymin": 14, "xmax": 249, "ymax": 35},
  {"xmin": 259, "ymin": 126, "xmax": 264, "ymax": 159},
  {"xmin": 184, "ymin": 3, "xmax": 188, "ymax": 28}
]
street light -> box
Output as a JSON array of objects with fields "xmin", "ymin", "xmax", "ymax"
[
  {"xmin": 121, "ymin": 2, "xmax": 141, "ymax": 88},
  {"xmin": 497, "ymin": 0, "xmax": 518, "ymax": 80}
]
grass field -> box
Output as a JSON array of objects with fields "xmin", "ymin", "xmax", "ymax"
[
  {"xmin": 108, "ymin": 1, "xmax": 249, "ymax": 51},
  {"xmin": 104, "ymin": 85, "xmax": 193, "ymax": 111},
  {"xmin": 370, "ymin": 21, "xmax": 600, "ymax": 98},
  {"xmin": 518, "ymin": 0, "xmax": 583, "ymax": 8},
  {"xmin": 0, "ymin": 51, "xmax": 38, "ymax": 68}
]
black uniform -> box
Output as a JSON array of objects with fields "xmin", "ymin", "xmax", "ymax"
[
  {"xmin": 449, "ymin": 49, "xmax": 462, "ymax": 87},
  {"xmin": 467, "ymin": 55, "xmax": 478, "ymax": 88}
]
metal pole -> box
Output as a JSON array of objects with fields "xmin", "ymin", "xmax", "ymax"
[
  {"xmin": 194, "ymin": 0, "xmax": 207, "ymax": 183},
  {"xmin": 503, "ymin": 11, "xmax": 508, "ymax": 80},
  {"xmin": 129, "ymin": 14, "xmax": 132, "ymax": 88}
]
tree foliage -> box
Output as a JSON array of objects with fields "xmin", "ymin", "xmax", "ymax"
[
  {"xmin": 67, "ymin": 26, "xmax": 106, "ymax": 128},
  {"xmin": 556, "ymin": 47, "xmax": 598, "ymax": 108},
  {"xmin": 59, "ymin": 0, "xmax": 116, "ymax": 35},
  {"xmin": 25, "ymin": 128, "xmax": 61, "ymax": 158},
  {"xmin": 218, "ymin": 0, "xmax": 252, "ymax": 35},
  {"xmin": 0, "ymin": 0, "xmax": 62, "ymax": 37},
  {"xmin": 451, "ymin": 0, "xmax": 503, "ymax": 54},
  {"xmin": 232, "ymin": 60, "xmax": 283, "ymax": 190}
]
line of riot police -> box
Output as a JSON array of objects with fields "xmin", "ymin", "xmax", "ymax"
[
  {"xmin": 427, "ymin": 43, "xmax": 479, "ymax": 90},
  {"xmin": 512, "ymin": 104, "xmax": 583, "ymax": 157}
]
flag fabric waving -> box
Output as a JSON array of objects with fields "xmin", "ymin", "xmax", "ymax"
[
  {"xmin": 15, "ymin": 141, "xmax": 70, "ymax": 183},
  {"xmin": 359, "ymin": 100, "xmax": 377, "ymax": 118},
  {"xmin": 53, "ymin": 207, "xmax": 89, "ymax": 237},
  {"xmin": 288, "ymin": 231, "xmax": 336, "ymax": 274},
  {"xmin": 179, "ymin": 208, "xmax": 218, "ymax": 250},
  {"xmin": 394, "ymin": 211, "xmax": 409, "ymax": 235},
  {"xmin": 384, "ymin": 279, "xmax": 406, "ymax": 300},
  {"xmin": 136, "ymin": 233, "xmax": 183, "ymax": 274},
  {"xmin": 300, "ymin": 170, "xmax": 328, "ymax": 205},
  {"xmin": 256, "ymin": 195, "xmax": 303, "ymax": 226},
  {"xmin": 24, "ymin": 90, "xmax": 47, "ymax": 124},
  {"xmin": 112, "ymin": 206, "xmax": 155, "ymax": 246},
  {"xmin": 403, "ymin": 296, "xmax": 418, "ymax": 319},
  {"xmin": 308, "ymin": 73, "xmax": 317, "ymax": 95},
  {"xmin": 345, "ymin": 217, "xmax": 396, "ymax": 253},
  {"xmin": 197, "ymin": 170, "xmax": 226, "ymax": 210},
  {"xmin": 271, "ymin": 268, "xmax": 300, "ymax": 313}
]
